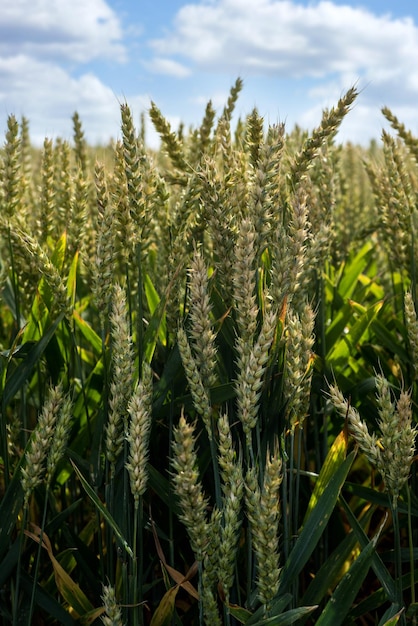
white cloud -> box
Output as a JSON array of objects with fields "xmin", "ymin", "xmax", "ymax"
[
  {"xmin": 0, "ymin": 0, "xmax": 134, "ymax": 145},
  {"xmin": 146, "ymin": 0, "xmax": 418, "ymax": 144},
  {"xmin": 0, "ymin": 54, "xmax": 150, "ymax": 146},
  {"xmin": 193, "ymin": 90, "xmax": 234, "ymax": 109},
  {"xmin": 145, "ymin": 57, "xmax": 191, "ymax": 78},
  {"xmin": 150, "ymin": 0, "xmax": 418, "ymax": 82},
  {"xmin": 0, "ymin": 0, "xmax": 125, "ymax": 62}
]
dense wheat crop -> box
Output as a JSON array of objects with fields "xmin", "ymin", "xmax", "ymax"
[{"xmin": 0, "ymin": 80, "xmax": 417, "ymax": 625}]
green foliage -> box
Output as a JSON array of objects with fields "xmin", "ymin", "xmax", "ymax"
[{"xmin": 0, "ymin": 83, "xmax": 417, "ymax": 625}]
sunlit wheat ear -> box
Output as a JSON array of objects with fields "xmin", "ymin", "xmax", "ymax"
[
  {"xmin": 91, "ymin": 161, "xmax": 116, "ymax": 326},
  {"xmin": 72, "ymin": 111, "xmax": 88, "ymax": 176},
  {"xmin": 196, "ymin": 99, "xmax": 216, "ymax": 155},
  {"xmin": 53, "ymin": 140, "xmax": 76, "ymax": 249},
  {"xmin": 177, "ymin": 326, "xmax": 212, "ymax": 436},
  {"xmin": 404, "ymin": 291, "xmax": 418, "ymax": 378},
  {"xmin": 382, "ymin": 105, "xmax": 418, "ymax": 162},
  {"xmin": 101, "ymin": 584, "xmax": 123, "ymax": 626},
  {"xmin": 235, "ymin": 308, "xmax": 277, "ymax": 443},
  {"xmin": 375, "ymin": 375, "xmax": 417, "ymax": 503},
  {"xmin": 171, "ymin": 412, "xmax": 210, "ymax": 561},
  {"xmin": 201, "ymin": 157, "xmax": 236, "ymax": 299},
  {"xmin": 233, "ymin": 218, "xmax": 258, "ymax": 342},
  {"xmin": 187, "ymin": 248, "xmax": 218, "ymax": 389},
  {"xmin": 217, "ymin": 414, "xmax": 243, "ymax": 599},
  {"xmin": 69, "ymin": 167, "xmax": 89, "ymax": 260},
  {"xmin": 269, "ymin": 222, "xmax": 291, "ymax": 313},
  {"xmin": 201, "ymin": 509, "xmax": 223, "ymax": 626},
  {"xmin": 269, "ymin": 190, "xmax": 309, "ymax": 315},
  {"xmin": 286, "ymin": 192, "xmax": 310, "ymax": 312},
  {"xmin": 21, "ymin": 384, "xmax": 65, "ymax": 505},
  {"xmin": 378, "ymin": 131, "xmax": 411, "ymax": 270},
  {"xmin": 245, "ymin": 443, "xmax": 283, "ymax": 607},
  {"xmin": 149, "ymin": 101, "xmax": 187, "ymax": 175},
  {"xmin": 3, "ymin": 219, "xmax": 70, "ymax": 316},
  {"xmin": 120, "ymin": 103, "xmax": 148, "ymax": 244},
  {"xmin": 384, "ymin": 131, "xmax": 415, "ymax": 214},
  {"xmin": 2, "ymin": 115, "xmax": 22, "ymax": 219},
  {"xmin": 54, "ymin": 139, "xmax": 72, "ymax": 220},
  {"xmin": 289, "ymin": 85, "xmax": 358, "ymax": 189},
  {"xmin": 221, "ymin": 76, "xmax": 244, "ymax": 123},
  {"xmin": 284, "ymin": 303, "xmax": 315, "ymax": 430},
  {"xmin": 246, "ymin": 107, "xmax": 264, "ymax": 169},
  {"xmin": 46, "ymin": 394, "xmax": 73, "ymax": 487},
  {"xmin": 105, "ymin": 284, "xmax": 135, "ymax": 476},
  {"xmin": 250, "ymin": 121, "xmax": 285, "ymax": 253},
  {"xmin": 328, "ymin": 379, "xmax": 417, "ymax": 504},
  {"xmin": 36, "ymin": 138, "xmax": 55, "ymax": 246},
  {"xmin": 19, "ymin": 115, "xmax": 35, "ymax": 212},
  {"xmin": 327, "ymin": 383, "xmax": 381, "ymax": 469},
  {"xmin": 110, "ymin": 140, "xmax": 135, "ymax": 265},
  {"xmin": 126, "ymin": 362, "xmax": 153, "ymax": 507}
]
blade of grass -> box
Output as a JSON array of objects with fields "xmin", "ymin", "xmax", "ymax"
[
  {"xmin": 339, "ymin": 495, "xmax": 397, "ymax": 603},
  {"xmin": 303, "ymin": 429, "xmax": 348, "ymax": 523},
  {"xmin": 315, "ymin": 536, "xmax": 377, "ymax": 626},
  {"xmin": 245, "ymin": 594, "xmax": 292, "ymax": 625},
  {"xmin": 301, "ymin": 505, "xmax": 375, "ymax": 608},
  {"xmin": 2, "ymin": 313, "xmax": 64, "ymax": 410},
  {"xmin": 247, "ymin": 605, "xmax": 318, "ymax": 626},
  {"xmin": 278, "ymin": 451, "xmax": 356, "ymax": 594},
  {"xmin": 70, "ymin": 460, "xmax": 133, "ymax": 559}
]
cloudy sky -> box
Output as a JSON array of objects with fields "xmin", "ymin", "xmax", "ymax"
[{"xmin": 1, "ymin": 0, "xmax": 418, "ymax": 148}]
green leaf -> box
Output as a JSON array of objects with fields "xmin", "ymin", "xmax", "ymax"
[
  {"xmin": 246, "ymin": 594, "xmax": 292, "ymax": 625},
  {"xmin": 327, "ymin": 300, "xmax": 383, "ymax": 367},
  {"xmin": 142, "ymin": 273, "xmax": 169, "ymax": 363},
  {"xmin": 337, "ymin": 241, "xmax": 374, "ymax": 300},
  {"xmin": 144, "ymin": 272, "xmax": 161, "ymax": 316},
  {"xmin": 278, "ymin": 451, "xmax": 355, "ymax": 594},
  {"xmin": 71, "ymin": 461, "xmax": 133, "ymax": 559},
  {"xmin": 2, "ymin": 313, "xmax": 64, "ymax": 411},
  {"xmin": 372, "ymin": 318, "xmax": 409, "ymax": 363},
  {"xmin": 339, "ymin": 496, "xmax": 397, "ymax": 603},
  {"xmin": 228, "ymin": 604, "xmax": 253, "ymax": 624},
  {"xmin": 67, "ymin": 250, "xmax": 79, "ymax": 308},
  {"xmin": 315, "ymin": 538, "xmax": 376, "ymax": 626},
  {"xmin": 247, "ymin": 605, "xmax": 318, "ymax": 626},
  {"xmin": 148, "ymin": 465, "xmax": 181, "ymax": 515},
  {"xmin": 303, "ymin": 429, "xmax": 348, "ymax": 523},
  {"xmin": 379, "ymin": 606, "xmax": 405, "ymax": 625},
  {"xmin": 301, "ymin": 506, "xmax": 375, "ymax": 608},
  {"xmin": 50, "ymin": 232, "xmax": 67, "ymax": 271},
  {"xmin": 72, "ymin": 309, "xmax": 103, "ymax": 356},
  {"xmin": 37, "ymin": 233, "xmax": 67, "ymax": 310}
]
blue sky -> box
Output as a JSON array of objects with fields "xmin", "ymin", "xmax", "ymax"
[{"xmin": 1, "ymin": 0, "xmax": 418, "ymax": 147}]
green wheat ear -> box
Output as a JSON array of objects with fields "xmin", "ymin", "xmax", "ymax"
[
  {"xmin": 171, "ymin": 413, "xmax": 211, "ymax": 562},
  {"xmin": 149, "ymin": 101, "xmax": 188, "ymax": 176},
  {"xmin": 105, "ymin": 284, "xmax": 135, "ymax": 476},
  {"xmin": 2, "ymin": 114, "xmax": 23, "ymax": 220},
  {"xmin": 382, "ymin": 105, "xmax": 418, "ymax": 162},
  {"xmin": 72, "ymin": 111, "xmax": 89, "ymax": 175},
  {"xmin": 289, "ymin": 85, "xmax": 358, "ymax": 189}
]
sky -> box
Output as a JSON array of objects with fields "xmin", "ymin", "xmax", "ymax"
[{"xmin": 1, "ymin": 0, "xmax": 418, "ymax": 148}]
